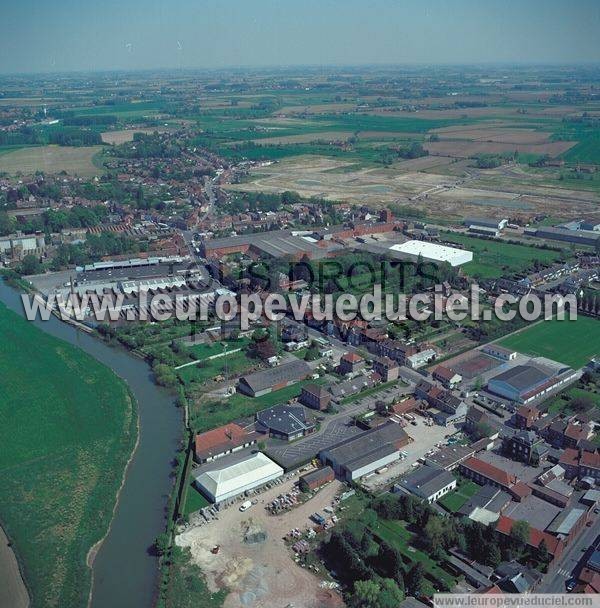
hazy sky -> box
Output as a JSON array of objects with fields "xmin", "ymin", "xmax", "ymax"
[{"xmin": 2, "ymin": 0, "xmax": 600, "ymax": 74}]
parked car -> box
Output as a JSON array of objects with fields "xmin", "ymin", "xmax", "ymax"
[{"xmin": 565, "ymin": 579, "xmax": 577, "ymax": 592}]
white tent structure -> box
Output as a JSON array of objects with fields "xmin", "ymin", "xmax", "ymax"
[{"xmin": 194, "ymin": 452, "xmax": 283, "ymax": 503}]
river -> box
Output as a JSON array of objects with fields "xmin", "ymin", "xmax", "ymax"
[{"xmin": 0, "ymin": 280, "xmax": 182, "ymax": 608}]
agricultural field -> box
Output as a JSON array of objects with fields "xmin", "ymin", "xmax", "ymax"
[
  {"xmin": 497, "ymin": 316, "xmax": 600, "ymax": 369},
  {"xmin": 441, "ymin": 233, "xmax": 565, "ymax": 279},
  {"xmin": 0, "ymin": 302, "xmax": 137, "ymax": 608},
  {"xmin": 0, "ymin": 144, "xmax": 104, "ymax": 177}
]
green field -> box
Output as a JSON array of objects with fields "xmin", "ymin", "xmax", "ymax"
[
  {"xmin": 0, "ymin": 302, "xmax": 137, "ymax": 608},
  {"xmin": 442, "ymin": 233, "xmax": 564, "ymax": 279},
  {"xmin": 497, "ymin": 316, "xmax": 600, "ymax": 369},
  {"xmin": 438, "ymin": 480, "xmax": 479, "ymax": 513}
]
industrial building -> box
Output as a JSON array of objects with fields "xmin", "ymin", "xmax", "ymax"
[
  {"xmin": 487, "ymin": 360, "xmax": 576, "ymax": 404},
  {"xmin": 388, "ymin": 240, "xmax": 473, "ymax": 267},
  {"xmin": 395, "ymin": 465, "xmax": 457, "ymax": 503},
  {"xmin": 237, "ymin": 360, "xmax": 312, "ymax": 397},
  {"xmin": 319, "ymin": 422, "xmax": 410, "ymax": 481},
  {"xmin": 255, "ymin": 404, "xmax": 315, "ymax": 441},
  {"xmin": 193, "ymin": 452, "xmax": 283, "ymax": 503},
  {"xmin": 194, "ymin": 423, "xmax": 258, "ymax": 464},
  {"xmin": 299, "ymin": 466, "xmax": 335, "ymax": 492},
  {"xmin": 0, "ymin": 232, "xmax": 46, "ymax": 259},
  {"xmin": 527, "ymin": 227, "xmax": 600, "ymax": 248}
]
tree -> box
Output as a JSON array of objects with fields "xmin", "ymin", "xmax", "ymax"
[
  {"xmin": 19, "ymin": 254, "xmax": 42, "ymax": 276},
  {"xmin": 486, "ymin": 543, "xmax": 501, "ymax": 567},
  {"xmin": 510, "ymin": 520, "xmax": 530, "ymax": 547},
  {"xmin": 349, "ymin": 579, "xmax": 380, "ymax": 608},
  {"xmin": 378, "ymin": 578, "xmax": 404, "ymax": 607},
  {"xmin": 154, "ymin": 532, "xmax": 170, "ymax": 556},
  {"xmin": 406, "ymin": 562, "xmax": 425, "ymax": 596}
]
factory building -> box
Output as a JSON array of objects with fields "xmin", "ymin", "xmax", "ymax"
[
  {"xmin": 193, "ymin": 452, "xmax": 283, "ymax": 503},
  {"xmin": 388, "ymin": 241, "xmax": 473, "ymax": 267}
]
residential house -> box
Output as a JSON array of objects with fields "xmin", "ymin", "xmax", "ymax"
[
  {"xmin": 372, "ymin": 356, "xmax": 400, "ymax": 383},
  {"xmin": 338, "ymin": 352, "xmax": 365, "ymax": 375},
  {"xmin": 433, "ymin": 366, "xmax": 462, "ymax": 389},
  {"xmin": 299, "ymin": 383, "xmax": 331, "ymax": 411}
]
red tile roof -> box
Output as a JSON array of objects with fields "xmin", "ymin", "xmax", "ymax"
[
  {"xmin": 194, "ymin": 423, "xmax": 253, "ymax": 459},
  {"xmin": 496, "ymin": 515, "xmax": 563, "ymax": 556},
  {"xmin": 559, "ymin": 447, "xmax": 580, "ymax": 467},
  {"xmin": 434, "ymin": 366, "xmax": 458, "ymax": 381},
  {"xmin": 341, "ymin": 352, "xmax": 363, "ymax": 363},
  {"xmin": 581, "ymin": 450, "xmax": 600, "ymax": 470},
  {"xmin": 461, "ymin": 457, "xmax": 515, "ymax": 487}
]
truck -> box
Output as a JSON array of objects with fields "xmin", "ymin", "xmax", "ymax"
[{"xmin": 311, "ymin": 513, "xmax": 326, "ymax": 526}]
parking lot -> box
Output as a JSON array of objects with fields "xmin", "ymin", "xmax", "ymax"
[{"xmin": 361, "ymin": 415, "xmax": 459, "ymax": 491}]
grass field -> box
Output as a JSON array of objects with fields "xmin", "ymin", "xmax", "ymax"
[
  {"xmin": 0, "ymin": 145, "xmax": 104, "ymax": 177},
  {"xmin": 497, "ymin": 316, "xmax": 600, "ymax": 369},
  {"xmin": 438, "ymin": 480, "xmax": 479, "ymax": 513},
  {"xmin": 0, "ymin": 302, "xmax": 137, "ymax": 608},
  {"xmin": 442, "ymin": 233, "xmax": 564, "ymax": 279}
]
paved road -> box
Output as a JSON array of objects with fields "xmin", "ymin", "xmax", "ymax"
[{"xmin": 538, "ymin": 511, "xmax": 599, "ymax": 592}]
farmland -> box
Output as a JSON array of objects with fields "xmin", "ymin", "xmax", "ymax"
[
  {"xmin": 0, "ymin": 144, "xmax": 104, "ymax": 177},
  {"xmin": 0, "ymin": 303, "xmax": 137, "ymax": 608},
  {"xmin": 497, "ymin": 316, "xmax": 600, "ymax": 369}
]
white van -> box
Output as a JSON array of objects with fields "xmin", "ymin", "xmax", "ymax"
[{"xmin": 239, "ymin": 500, "xmax": 252, "ymax": 512}]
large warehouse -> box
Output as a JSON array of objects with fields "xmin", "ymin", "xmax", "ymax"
[
  {"xmin": 319, "ymin": 422, "xmax": 410, "ymax": 481},
  {"xmin": 388, "ymin": 240, "xmax": 473, "ymax": 267},
  {"xmin": 487, "ymin": 360, "xmax": 576, "ymax": 404},
  {"xmin": 194, "ymin": 452, "xmax": 283, "ymax": 503}
]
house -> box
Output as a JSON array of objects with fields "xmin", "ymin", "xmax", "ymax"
[
  {"xmin": 255, "ymin": 404, "xmax": 315, "ymax": 441},
  {"xmin": 515, "ymin": 405, "xmax": 540, "ymax": 430},
  {"xmin": 299, "ymin": 466, "xmax": 335, "ymax": 492},
  {"xmin": 433, "ymin": 366, "xmax": 462, "ymax": 389},
  {"xmin": 299, "ymin": 383, "xmax": 331, "ymax": 411},
  {"xmin": 406, "ymin": 348, "xmax": 437, "ymax": 369},
  {"xmin": 465, "ymin": 406, "xmax": 493, "ymax": 435},
  {"xmin": 416, "ymin": 381, "xmax": 467, "ymax": 426},
  {"xmin": 482, "ymin": 344, "xmax": 517, "ymax": 361},
  {"xmin": 457, "ymin": 485, "xmax": 512, "ymax": 519},
  {"xmin": 395, "ymin": 465, "xmax": 457, "ymax": 503},
  {"xmin": 494, "ymin": 561, "xmax": 542, "ymax": 593},
  {"xmin": 338, "ymin": 352, "xmax": 365, "ymax": 375},
  {"xmin": 459, "ymin": 457, "xmax": 517, "ymax": 492},
  {"xmin": 372, "ymin": 356, "xmax": 399, "ymax": 383},
  {"xmin": 580, "ymin": 450, "xmax": 600, "ymax": 483},
  {"xmin": 237, "ymin": 360, "xmax": 311, "ymax": 397},
  {"xmin": 502, "ymin": 430, "xmax": 546, "ymax": 465},
  {"xmin": 319, "ymin": 422, "xmax": 410, "ymax": 481},
  {"xmin": 194, "ymin": 423, "xmax": 258, "ymax": 464}
]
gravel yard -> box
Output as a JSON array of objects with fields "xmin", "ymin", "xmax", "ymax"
[{"xmin": 176, "ymin": 477, "xmax": 345, "ymax": 608}]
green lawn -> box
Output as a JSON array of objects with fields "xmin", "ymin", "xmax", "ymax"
[
  {"xmin": 369, "ymin": 519, "xmax": 457, "ymax": 592},
  {"xmin": 497, "ymin": 316, "xmax": 600, "ymax": 369},
  {"xmin": 546, "ymin": 386, "xmax": 600, "ymax": 415},
  {"xmin": 442, "ymin": 233, "xmax": 564, "ymax": 279},
  {"xmin": 0, "ymin": 302, "xmax": 137, "ymax": 608},
  {"xmin": 177, "ymin": 350, "xmax": 255, "ymax": 385},
  {"xmin": 438, "ymin": 480, "xmax": 479, "ymax": 513},
  {"xmin": 183, "ymin": 483, "xmax": 210, "ymax": 516}
]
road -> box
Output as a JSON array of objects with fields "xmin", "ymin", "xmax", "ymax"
[{"xmin": 538, "ymin": 511, "xmax": 600, "ymax": 592}]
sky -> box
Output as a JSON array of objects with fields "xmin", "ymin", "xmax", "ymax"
[{"xmin": 1, "ymin": 0, "xmax": 600, "ymax": 74}]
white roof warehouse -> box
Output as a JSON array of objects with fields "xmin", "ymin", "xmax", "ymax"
[
  {"xmin": 194, "ymin": 452, "xmax": 283, "ymax": 503},
  {"xmin": 389, "ymin": 240, "xmax": 473, "ymax": 267}
]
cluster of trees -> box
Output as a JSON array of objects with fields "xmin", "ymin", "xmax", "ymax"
[
  {"xmin": 49, "ymin": 233, "xmax": 148, "ymax": 271},
  {"xmin": 394, "ymin": 142, "xmax": 428, "ymax": 160},
  {"xmin": 0, "ymin": 205, "xmax": 108, "ymax": 237},
  {"xmin": 226, "ymin": 190, "xmax": 302, "ymax": 214},
  {"xmin": 473, "ymin": 153, "xmax": 514, "ymax": 169},
  {"xmin": 0, "ymin": 125, "xmax": 102, "ymax": 147},
  {"xmin": 322, "ymin": 511, "xmax": 406, "ymax": 608},
  {"xmin": 111, "ymin": 132, "xmax": 183, "ymax": 159}
]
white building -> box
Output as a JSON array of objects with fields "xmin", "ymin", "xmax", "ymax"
[
  {"xmin": 389, "ymin": 241, "xmax": 473, "ymax": 267},
  {"xmin": 194, "ymin": 452, "xmax": 283, "ymax": 503}
]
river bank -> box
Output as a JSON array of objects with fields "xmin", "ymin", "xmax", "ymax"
[
  {"xmin": 0, "ymin": 280, "xmax": 182, "ymax": 608},
  {"xmin": 0, "ymin": 525, "xmax": 29, "ymax": 608}
]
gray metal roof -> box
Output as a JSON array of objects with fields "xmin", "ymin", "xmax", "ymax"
[
  {"xmin": 546, "ymin": 507, "xmax": 586, "ymax": 536},
  {"xmin": 239, "ymin": 360, "xmax": 311, "ymax": 394},
  {"xmin": 399, "ymin": 465, "xmax": 456, "ymax": 498},
  {"xmin": 489, "ymin": 365, "xmax": 551, "ymax": 392},
  {"xmin": 320, "ymin": 422, "xmax": 409, "ymax": 469},
  {"xmin": 256, "ymin": 404, "xmax": 313, "ymax": 435}
]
